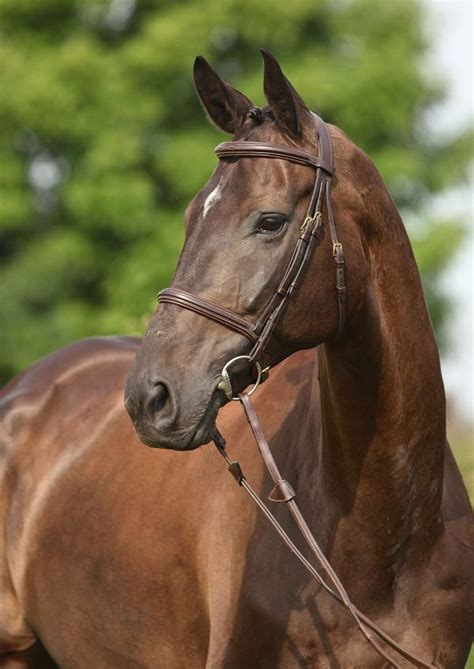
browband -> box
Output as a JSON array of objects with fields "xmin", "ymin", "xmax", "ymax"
[{"xmin": 215, "ymin": 141, "xmax": 334, "ymax": 176}]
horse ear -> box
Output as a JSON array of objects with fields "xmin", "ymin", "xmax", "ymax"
[
  {"xmin": 193, "ymin": 56, "xmax": 254, "ymax": 134},
  {"xmin": 261, "ymin": 49, "xmax": 312, "ymax": 139}
]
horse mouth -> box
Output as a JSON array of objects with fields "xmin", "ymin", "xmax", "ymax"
[
  {"xmin": 131, "ymin": 386, "xmax": 226, "ymax": 451},
  {"xmin": 186, "ymin": 387, "xmax": 226, "ymax": 449}
]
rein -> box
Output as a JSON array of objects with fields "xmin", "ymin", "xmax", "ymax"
[
  {"xmin": 213, "ymin": 396, "xmax": 434, "ymax": 669},
  {"xmin": 158, "ymin": 114, "xmax": 435, "ymax": 668}
]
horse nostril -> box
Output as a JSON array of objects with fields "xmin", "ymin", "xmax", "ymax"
[
  {"xmin": 152, "ymin": 382, "xmax": 169, "ymax": 414},
  {"xmin": 141, "ymin": 376, "xmax": 174, "ymax": 425}
]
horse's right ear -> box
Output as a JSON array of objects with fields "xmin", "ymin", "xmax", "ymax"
[{"xmin": 193, "ymin": 56, "xmax": 254, "ymax": 134}]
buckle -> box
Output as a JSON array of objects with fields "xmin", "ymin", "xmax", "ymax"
[
  {"xmin": 300, "ymin": 211, "xmax": 321, "ymax": 233},
  {"xmin": 333, "ymin": 242, "xmax": 343, "ymax": 257}
]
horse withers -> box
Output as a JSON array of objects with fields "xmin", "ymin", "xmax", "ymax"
[{"xmin": 1, "ymin": 51, "xmax": 472, "ymax": 668}]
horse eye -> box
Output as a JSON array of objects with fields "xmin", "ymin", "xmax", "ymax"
[{"xmin": 256, "ymin": 215, "xmax": 287, "ymax": 235}]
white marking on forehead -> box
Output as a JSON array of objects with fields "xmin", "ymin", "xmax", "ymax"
[{"xmin": 203, "ymin": 181, "xmax": 222, "ymax": 219}]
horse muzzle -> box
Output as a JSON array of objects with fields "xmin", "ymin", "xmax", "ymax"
[{"xmin": 124, "ymin": 369, "xmax": 226, "ymax": 450}]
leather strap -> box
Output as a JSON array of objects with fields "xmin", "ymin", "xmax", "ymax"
[
  {"xmin": 325, "ymin": 182, "xmax": 346, "ymax": 335},
  {"xmin": 215, "ymin": 141, "xmax": 335, "ymax": 176},
  {"xmin": 214, "ymin": 395, "xmax": 435, "ymax": 669},
  {"xmin": 158, "ymin": 288, "xmax": 258, "ymax": 344}
]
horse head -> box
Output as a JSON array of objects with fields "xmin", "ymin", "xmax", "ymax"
[{"xmin": 125, "ymin": 50, "xmax": 369, "ymax": 450}]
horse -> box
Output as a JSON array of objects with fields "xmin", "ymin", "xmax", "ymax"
[{"xmin": 0, "ymin": 50, "xmax": 472, "ymax": 668}]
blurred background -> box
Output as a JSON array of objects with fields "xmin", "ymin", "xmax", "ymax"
[{"xmin": 0, "ymin": 0, "xmax": 472, "ymax": 498}]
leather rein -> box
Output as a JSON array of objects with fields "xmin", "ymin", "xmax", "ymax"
[{"xmin": 157, "ymin": 114, "xmax": 435, "ymax": 669}]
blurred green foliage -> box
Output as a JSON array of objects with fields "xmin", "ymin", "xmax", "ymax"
[
  {"xmin": 0, "ymin": 0, "xmax": 472, "ymax": 382},
  {"xmin": 451, "ymin": 428, "xmax": 474, "ymax": 503},
  {"xmin": 468, "ymin": 646, "xmax": 474, "ymax": 669}
]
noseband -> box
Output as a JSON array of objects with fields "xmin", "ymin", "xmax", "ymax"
[{"xmin": 158, "ymin": 113, "xmax": 346, "ymax": 376}]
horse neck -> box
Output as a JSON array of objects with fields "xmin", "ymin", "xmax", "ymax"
[{"xmin": 312, "ymin": 195, "xmax": 446, "ymax": 586}]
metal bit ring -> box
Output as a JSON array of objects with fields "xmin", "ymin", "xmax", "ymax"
[{"xmin": 217, "ymin": 355, "xmax": 266, "ymax": 401}]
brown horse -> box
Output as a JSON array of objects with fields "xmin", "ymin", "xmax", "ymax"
[{"xmin": 1, "ymin": 52, "xmax": 472, "ymax": 668}]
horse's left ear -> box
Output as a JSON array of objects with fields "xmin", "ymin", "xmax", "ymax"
[
  {"xmin": 193, "ymin": 56, "xmax": 254, "ymax": 134},
  {"xmin": 261, "ymin": 48, "xmax": 313, "ymax": 139}
]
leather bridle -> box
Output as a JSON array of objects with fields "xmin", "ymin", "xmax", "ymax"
[
  {"xmin": 156, "ymin": 113, "xmax": 435, "ymax": 668},
  {"xmin": 159, "ymin": 112, "xmax": 346, "ymax": 372}
]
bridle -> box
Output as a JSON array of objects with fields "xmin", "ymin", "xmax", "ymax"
[
  {"xmin": 159, "ymin": 112, "xmax": 346, "ymax": 395},
  {"xmin": 156, "ymin": 114, "xmax": 435, "ymax": 669}
]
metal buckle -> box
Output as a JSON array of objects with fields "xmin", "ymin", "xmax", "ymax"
[
  {"xmin": 333, "ymin": 242, "xmax": 343, "ymax": 257},
  {"xmin": 217, "ymin": 355, "xmax": 270, "ymax": 401},
  {"xmin": 300, "ymin": 211, "xmax": 321, "ymax": 233}
]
